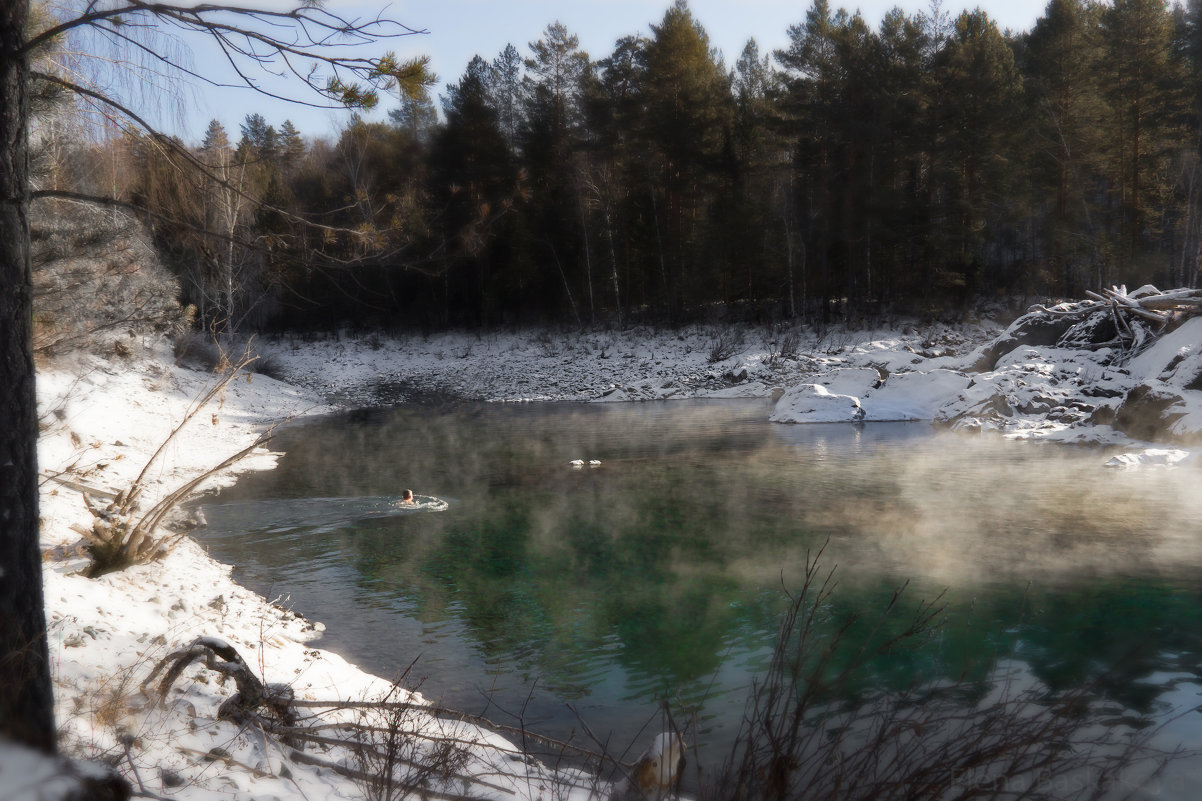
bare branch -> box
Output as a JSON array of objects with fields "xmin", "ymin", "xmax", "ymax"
[{"xmin": 27, "ymin": 2, "xmax": 432, "ymax": 108}]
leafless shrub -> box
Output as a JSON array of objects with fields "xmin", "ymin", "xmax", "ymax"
[
  {"xmin": 346, "ymin": 681, "xmax": 473, "ymax": 801},
  {"xmin": 72, "ymin": 347, "xmax": 275, "ymax": 577},
  {"xmin": 248, "ymin": 351, "xmax": 283, "ymax": 380},
  {"xmin": 172, "ymin": 329, "xmax": 223, "ymax": 371},
  {"xmin": 767, "ymin": 326, "xmax": 803, "ymax": 367},
  {"xmin": 707, "ymin": 328, "xmax": 745, "ymax": 363},
  {"xmin": 777, "ymin": 329, "xmax": 801, "ymax": 361},
  {"xmin": 704, "ymin": 549, "xmax": 1186, "ymax": 801},
  {"xmin": 174, "ymin": 330, "xmax": 281, "ymax": 378}
]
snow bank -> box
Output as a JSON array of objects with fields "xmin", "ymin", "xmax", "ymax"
[
  {"xmin": 33, "ymin": 336, "xmax": 597, "ymax": 801},
  {"xmin": 254, "ymin": 322, "xmax": 996, "ymax": 407}
]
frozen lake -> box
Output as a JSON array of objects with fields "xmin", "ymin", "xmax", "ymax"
[{"xmin": 194, "ymin": 399, "xmax": 1202, "ymax": 795}]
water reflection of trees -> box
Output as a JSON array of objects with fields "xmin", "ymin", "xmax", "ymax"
[{"xmin": 198, "ymin": 401, "xmax": 1202, "ymax": 753}]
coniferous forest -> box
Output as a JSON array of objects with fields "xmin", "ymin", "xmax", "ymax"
[{"xmin": 34, "ymin": 0, "xmax": 1202, "ymax": 332}]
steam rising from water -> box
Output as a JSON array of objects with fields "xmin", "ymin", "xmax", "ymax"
[
  {"xmin": 192, "ymin": 400, "xmax": 1202, "ymax": 791},
  {"xmin": 794, "ymin": 432, "xmax": 1202, "ymax": 586}
]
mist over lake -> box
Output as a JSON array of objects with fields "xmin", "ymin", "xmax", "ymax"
[{"xmin": 195, "ymin": 399, "xmax": 1202, "ymax": 794}]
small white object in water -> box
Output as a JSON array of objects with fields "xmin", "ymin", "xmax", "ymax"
[
  {"xmin": 589, "ymin": 460, "xmax": 601, "ymax": 466},
  {"xmin": 569, "ymin": 459, "xmax": 584, "ymax": 467}
]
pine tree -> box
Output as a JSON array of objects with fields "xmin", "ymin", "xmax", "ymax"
[
  {"xmin": 729, "ymin": 39, "xmax": 787, "ymax": 305},
  {"xmin": 873, "ymin": 8, "xmax": 932, "ymax": 302},
  {"xmin": 640, "ymin": 0, "xmax": 733, "ymax": 318},
  {"xmin": 522, "ymin": 22, "xmax": 592, "ymax": 321},
  {"xmin": 932, "ymin": 9, "xmax": 1023, "ymax": 296},
  {"xmin": 584, "ymin": 34, "xmax": 649, "ymax": 319},
  {"xmin": 238, "ymin": 112, "xmax": 279, "ymax": 162},
  {"xmin": 278, "ymin": 119, "xmax": 305, "ymax": 172},
  {"xmin": 523, "ymin": 23, "xmax": 589, "ymax": 167},
  {"xmin": 776, "ymin": 0, "xmax": 864, "ymax": 315},
  {"xmin": 1024, "ymin": 0, "xmax": 1106, "ymax": 293},
  {"xmin": 432, "ymin": 56, "xmax": 518, "ymax": 324},
  {"xmin": 388, "ymin": 85, "xmax": 438, "ymax": 142},
  {"xmin": 1101, "ymin": 0, "xmax": 1182, "ymax": 271},
  {"xmin": 488, "ymin": 43, "xmax": 525, "ymax": 151}
]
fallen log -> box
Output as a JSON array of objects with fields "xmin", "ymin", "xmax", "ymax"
[
  {"xmin": 1097, "ymin": 288, "xmax": 1171, "ymax": 323},
  {"xmin": 141, "ymin": 637, "xmax": 603, "ymax": 799},
  {"xmin": 142, "ymin": 636, "xmax": 301, "ymax": 746}
]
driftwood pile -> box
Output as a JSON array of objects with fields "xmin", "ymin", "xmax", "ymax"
[
  {"xmin": 976, "ymin": 284, "xmax": 1202, "ymax": 371},
  {"xmin": 1080, "ymin": 285, "xmax": 1202, "ymax": 352}
]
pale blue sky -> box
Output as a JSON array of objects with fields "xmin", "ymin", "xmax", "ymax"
[{"xmin": 163, "ymin": 0, "xmax": 1051, "ymax": 143}]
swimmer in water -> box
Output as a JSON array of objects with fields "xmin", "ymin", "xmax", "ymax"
[{"xmin": 399, "ymin": 489, "xmax": 415, "ymax": 505}]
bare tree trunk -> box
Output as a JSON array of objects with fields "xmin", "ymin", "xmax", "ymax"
[
  {"xmin": 580, "ymin": 193, "xmax": 594, "ymax": 325},
  {"xmin": 0, "ymin": 0, "xmax": 58, "ymax": 754},
  {"xmin": 605, "ymin": 204, "xmax": 622, "ymax": 327},
  {"xmin": 781, "ymin": 174, "xmax": 797, "ymax": 320},
  {"xmin": 649, "ymin": 180, "xmax": 669, "ymax": 320}
]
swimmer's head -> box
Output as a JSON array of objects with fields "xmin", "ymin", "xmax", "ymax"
[{"xmin": 401, "ymin": 489, "xmax": 414, "ymax": 502}]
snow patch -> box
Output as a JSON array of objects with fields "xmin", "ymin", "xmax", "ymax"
[{"xmin": 861, "ymin": 369, "xmax": 973, "ymax": 422}]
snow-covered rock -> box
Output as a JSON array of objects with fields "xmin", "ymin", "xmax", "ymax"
[
  {"xmin": 1104, "ymin": 448, "xmax": 1194, "ymax": 469},
  {"xmin": 770, "ymin": 383, "xmax": 864, "ymax": 423},
  {"xmin": 812, "ymin": 366, "xmax": 881, "ymax": 397},
  {"xmin": 861, "ymin": 369, "xmax": 973, "ymax": 422},
  {"xmin": 771, "ymin": 367, "xmax": 973, "ymax": 424}
]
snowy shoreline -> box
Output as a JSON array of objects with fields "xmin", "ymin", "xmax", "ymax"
[{"xmin": 27, "ymin": 313, "xmax": 1202, "ymax": 799}]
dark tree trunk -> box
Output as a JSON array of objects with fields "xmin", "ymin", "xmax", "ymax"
[{"xmin": 0, "ymin": 0, "xmax": 58, "ymax": 754}]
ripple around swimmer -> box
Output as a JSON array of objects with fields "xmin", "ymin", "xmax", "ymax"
[{"xmin": 197, "ymin": 494, "xmax": 449, "ymax": 540}]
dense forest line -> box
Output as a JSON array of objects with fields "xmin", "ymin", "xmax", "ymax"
[{"xmin": 30, "ymin": 0, "xmax": 1202, "ymax": 332}]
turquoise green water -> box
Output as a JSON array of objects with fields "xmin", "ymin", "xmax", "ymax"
[{"xmin": 194, "ymin": 399, "xmax": 1202, "ymax": 791}]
